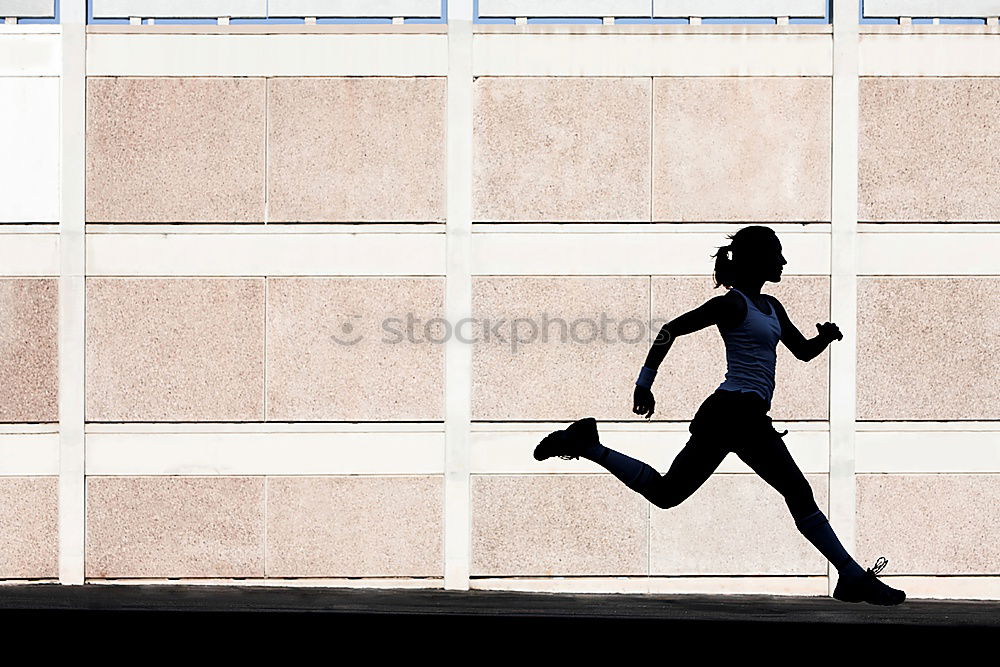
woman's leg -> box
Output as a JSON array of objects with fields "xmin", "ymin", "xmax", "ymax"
[
  {"xmin": 733, "ymin": 434, "xmax": 866, "ymax": 580},
  {"xmin": 583, "ymin": 434, "xmax": 729, "ymax": 510}
]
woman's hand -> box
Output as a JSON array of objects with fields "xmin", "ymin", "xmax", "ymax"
[
  {"xmin": 817, "ymin": 322, "xmax": 843, "ymax": 342},
  {"xmin": 633, "ymin": 385, "xmax": 656, "ymax": 419}
]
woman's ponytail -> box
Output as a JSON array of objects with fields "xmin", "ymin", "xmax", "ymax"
[{"xmin": 711, "ymin": 239, "xmax": 737, "ymax": 289}]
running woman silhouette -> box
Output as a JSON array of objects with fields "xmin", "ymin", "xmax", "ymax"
[{"xmin": 534, "ymin": 225, "xmax": 905, "ymax": 606}]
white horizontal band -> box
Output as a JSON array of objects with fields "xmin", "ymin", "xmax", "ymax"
[
  {"xmin": 86, "ymin": 33, "xmax": 448, "ymax": 75},
  {"xmin": 85, "ymin": 430, "xmax": 445, "ymax": 475},
  {"xmin": 858, "ymin": 229, "xmax": 1000, "ymax": 275},
  {"xmin": 74, "ymin": 577, "xmax": 443, "ymax": 587},
  {"xmin": 472, "ymin": 225, "xmax": 830, "ymax": 275},
  {"xmin": 86, "ymin": 226, "xmax": 445, "ymax": 276},
  {"xmin": 83, "ymin": 422, "xmax": 444, "ymax": 432},
  {"xmin": 856, "ymin": 430, "xmax": 1000, "ymax": 473},
  {"xmin": 0, "ymin": 433, "xmax": 59, "ymax": 475},
  {"xmin": 3, "ymin": 225, "xmax": 1000, "ymax": 276},
  {"xmin": 474, "ymin": 33, "xmax": 832, "ymax": 75},
  {"xmin": 473, "ymin": 427, "xmax": 831, "ymax": 473},
  {"xmin": 856, "ymin": 421, "xmax": 1000, "ymax": 431},
  {"xmin": 9, "ymin": 31, "xmax": 1000, "ymax": 78},
  {"xmin": 0, "ymin": 228, "xmax": 59, "ymax": 274},
  {"xmin": 7, "ymin": 424, "xmax": 996, "ymax": 475},
  {"xmin": 474, "ymin": 575, "xmax": 825, "ymax": 595},
  {"xmin": 861, "ymin": 33, "xmax": 1000, "ymax": 75},
  {"xmin": 0, "ymin": 32, "xmax": 61, "ymax": 76}
]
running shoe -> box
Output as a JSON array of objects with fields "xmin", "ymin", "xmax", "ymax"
[
  {"xmin": 833, "ymin": 556, "xmax": 906, "ymax": 606},
  {"xmin": 533, "ymin": 417, "xmax": 600, "ymax": 461}
]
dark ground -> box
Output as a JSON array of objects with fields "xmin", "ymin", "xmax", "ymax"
[{"xmin": 1, "ymin": 583, "xmax": 996, "ymax": 650}]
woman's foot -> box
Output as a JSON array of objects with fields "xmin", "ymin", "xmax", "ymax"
[
  {"xmin": 833, "ymin": 556, "xmax": 906, "ymax": 606},
  {"xmin": 533, "ymin": 417, "xmax": 600, "ymax": 461}
]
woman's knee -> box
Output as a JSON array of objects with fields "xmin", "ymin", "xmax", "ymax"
[
  {"xmin": 645, "ymin": 485, "xmax": 687, "ymax": 510},
  {"xmin": 650, "ymin": 496, "xmax": 681, "ymax": 510},
  {"xmin": 652, "ymin": 497, "xmax": 679, "ymax": 510}
]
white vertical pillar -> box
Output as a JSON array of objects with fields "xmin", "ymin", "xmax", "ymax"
[
  {"xmin": 59, "ymin": 0, "xmax": 87, "ymax": 585},
  {"xmin": 829, "ymin": 0, "xmax": 860, "ymax": 597},
  {"xmin": 444, "ymin": 0, "xmax": 473, "ymax": 590}
]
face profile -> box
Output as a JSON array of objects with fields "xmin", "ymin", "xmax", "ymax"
[{"xmin": 767, "ymin": 239, "xmax": 787, "ymax": 283}]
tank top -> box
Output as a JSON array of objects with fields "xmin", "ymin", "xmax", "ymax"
[{"xmin": 716, "ymin": 288, "xmax": 781, "ymax": 407}]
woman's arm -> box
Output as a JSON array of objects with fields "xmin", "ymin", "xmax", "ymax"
[
  {"xmin": 642, "ymin": 295, "xmax": 742, "ymax": 371},
  {"xmin": 766, "ymin": 296, "xmax": 841, "ymax": 362},
  {"xmin": 634, "ymin": 294, "xmax": 741, "ymax": 419}
]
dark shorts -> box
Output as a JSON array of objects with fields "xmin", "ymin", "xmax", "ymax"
[{"xmin": 689, "ymin": 388, "xmax": 788, "ymax": 444}]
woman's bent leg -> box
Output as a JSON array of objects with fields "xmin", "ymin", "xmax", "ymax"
[{"xmin": 586, "ymin": 434, "xmax": 728, "ymax": 510}]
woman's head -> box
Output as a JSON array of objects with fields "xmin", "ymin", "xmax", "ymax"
[{"xmin": 711, "ymin": 226, "xmax": 786, "ymax": 289}]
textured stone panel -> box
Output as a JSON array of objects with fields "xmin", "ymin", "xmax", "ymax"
[
  {"xmin": 266, "ymin": 277, "xmax": 444, "ymax": 421},
  {"xmin": 266, "ymin": 476, "xmax": 442, "ymax": 577},
  {"xmin": 473, "ymin": 77, "xmax": 651, "ymax": 222},
  {"xmin": 859, "ymin": 77, "xmax": 1000, "ymax": 222},
  {"xmin": 471, "ymin": 474, "xmax": 647, "ymax": 576},
  {"xmin": 858, "ymin": 277, "xmax": 1000, "ymax": 420},
  {"xmin": 86, "ymin": 278, "xmax": 264, "ymax": 421},
  {"xmin": 856, "ymin": 474, "xmax": 1000, "ymax": 574},
  {"xmin": 0, "ymin": 279, "xmax": 58, "ymax": 422},
  {"xmin": 650, "ymin": 472, "xmax": 829, "ymax": 575},
  {"xmin": 653, "ymin": 77, "xmax": 831, "ymax": 222},
  {"xmin": 268, "ymin": 77, "xmax": 446, "ymax": 222},
  {"xmin": 651, "ymin": 275, "xmax": 829, "ymax": 422},
  {"xmin": 472, "ymin": 276, "xmax": 648, "ymax": 421},
  {"xmin": 86, "ymin": 77, "xmax": 265, "ymax": 222},
  {"xmin": 0, "ymin": 477, "xmax": 58, "ymax": 578},
  {"xmin": 85, "ymin": 476, "xmax": 265, "ymax": 578}
]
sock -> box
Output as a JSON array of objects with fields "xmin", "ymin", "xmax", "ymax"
[
  {"xmin": 580, "ymin": 443, "xmax": 662, "ymax": 495},
  {"xmin": 795, "ymin": 510, "xmax": 867, "ymax": 580}
]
